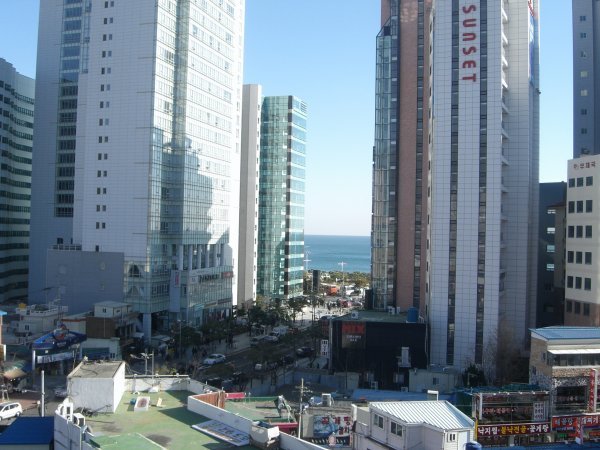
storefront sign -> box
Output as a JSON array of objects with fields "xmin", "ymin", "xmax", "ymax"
[
  {"xmin": 477, "ymin": 422, "xmax": 550, "ymax": 437},
  {"xmin": 552, "ymin": 414, "xmax": 600, "ymax": 431},
  {"xmin": 320, "ymin": 339, "xmax": 329, "ymax": 358},
  {"xmin": 37, "ymin": 351, "xmax": 73, "ymax": 364}
]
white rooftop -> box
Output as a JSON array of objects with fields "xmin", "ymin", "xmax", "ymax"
[{"xmin": 370, "ymin": 401, "xmax": 474, "ymax": 430}]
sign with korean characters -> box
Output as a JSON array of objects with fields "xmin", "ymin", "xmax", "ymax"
[{"xmin": 477, "ymin": 423, "xmax": 550, "ymax": 437}]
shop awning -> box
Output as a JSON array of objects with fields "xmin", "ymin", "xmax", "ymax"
[{"xmin": 3, "ymin": 368, "xmax": 27, "ymax": 380}]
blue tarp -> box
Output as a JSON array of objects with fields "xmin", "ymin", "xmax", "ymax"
[
  {"xmin": 32, "ymin": 325, "xmax": 86, "ymax": 351},
  {"xmin": 0, "ymin": 417, "xmax": 53, "ymax": 444}
]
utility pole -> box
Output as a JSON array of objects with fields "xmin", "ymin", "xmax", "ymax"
[{"xmin": 298, "ymin": 378, "xmax": 304, "ymax": 439}]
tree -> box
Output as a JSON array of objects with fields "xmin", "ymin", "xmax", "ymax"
[{"xmin": 287, "ymin": 297, "xmax": 306, "ymax": 323}]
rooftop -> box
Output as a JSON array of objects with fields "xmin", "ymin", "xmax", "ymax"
[
  {"xmin": 94, "ymin": 300, "xmax": 131, "ymax": 308},
  {"xmin": 85, "ymin": 389, "xmax": 258, "ymax": 450},
  {"xmin": 531, "ymin": 326, "xmax": 600, "ymax": 341},
  {"xmin": 333, "ymin": 310, "xmax": 419, "ymax": 324},
  {"xmin": 369, "ymin": 400, "xmax": 474, "ymax": 430},
  {"xmin": 70, "ymin": 361, "xmax": 124, "ymax": 379},
  {"xmin": 225, "ymin": 396, "xmax": 297, "ymax": 424}
]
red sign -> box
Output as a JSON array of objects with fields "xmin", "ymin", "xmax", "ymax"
[
  {"xmin": 341, "ymin": 322, "xmax": 365, "ymax": 349},
  {"xmin": 460, "ymin": 4, "xmax": 478, "ymax": 82},
  {"xmin": 553, "ymin": 414, "xmax": 600, "ymax": 431},
  {"xmin": 477, "ymin": 423, "xmax": 550, "ymax": 437}
]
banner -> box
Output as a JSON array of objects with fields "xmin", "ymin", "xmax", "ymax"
[{"xmin": 341, "ymin": 322, "xmax": 365, "ymax": 349}]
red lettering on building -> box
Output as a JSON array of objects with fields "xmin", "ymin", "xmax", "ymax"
[{"xmin": 461, "ymin": 4, "xmax": 478, "ymax": 82}]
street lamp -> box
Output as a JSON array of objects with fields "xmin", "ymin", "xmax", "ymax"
[{"xmin": 177, "ymin": 320, "xmax": 183, "ymax": 359}]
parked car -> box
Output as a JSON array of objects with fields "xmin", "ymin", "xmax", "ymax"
[
  {"xmin": 280, "ymin": 355, "xmax": 295, "ymax": 365},
  {"xmin": 54, "ymin": 385, "xmax": 68, "ymax": 399},
  {"xmin": 203, "ymin": 353, "xmax": 226, "ymax": 365},
  {"xmin": 250, "ymin": 336, "xmax": 266, "ymax": 347},
  {"xmin": 0, "ymin": 402, "xmax": 22, "ymax": 421},
  {"xmin": 263, "ymin": 332, "xmax": 280, "ymax": 343},
  {"xmin": 254, "ymin": 361, "xmax": 278, "ymax": 372},
  {"xmin": 296, "ymin": 346, "xmax": 314, "ymax": 358}
]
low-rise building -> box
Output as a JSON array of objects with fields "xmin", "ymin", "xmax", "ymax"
[
  {"xmin": 530, "ymin": 326, "xmax": 600, "ymax": 441},
  {"xmin": 352, "ymin": 400, "xmax": 474, "ymax": 450}
]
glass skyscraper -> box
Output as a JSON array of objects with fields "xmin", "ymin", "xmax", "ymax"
[
  {"xmin": 257, "ymin": 96, "xmax": 306, "ymax": 301},
  {"xmin": 0, "ymin": 59, "xmax": 34, "ymax": 303},
  {"xmin": 29, "ymin": 0, "xmax": 245, "ymax": 336}
]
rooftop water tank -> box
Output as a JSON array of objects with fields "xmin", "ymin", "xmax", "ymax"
[{"xmin": 406, "ymin": 307, "xmax": 419, "ymax": 323}]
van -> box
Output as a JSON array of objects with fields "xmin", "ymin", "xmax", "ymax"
[{"xmin": 0, "ymin": 402, "xmax": 22, "ymax": 421}]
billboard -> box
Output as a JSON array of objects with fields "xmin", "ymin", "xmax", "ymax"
[{"xmin": 342, "ymin": 322, "xmax": 365, "ymax": 349}]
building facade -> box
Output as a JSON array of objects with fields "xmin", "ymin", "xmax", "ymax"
[
  {"xmin": 530, "ymin": 326, "xmax": 600, "ymax": 441},
  {"xmin": 0, "ymin": 59, "xmax": 34, "ymax": 303},
  {"xmin": 565, "ymin": 155, "xmax": 600, "ymax": 326},
  {"xmin": 371, "ymin": 0, "xmax": 432, "ymax": 312},
  {"xmin": 256, "ymin": 96, "xmax": 306, "ymax": 301},
  {"xmin": 29, "ymin": 0, "xmax": 245, "ymax": 335},
  {"xmin": 572, "ymin": 0, "xmax": 600, "ymax": 157},
  {"xmin": 237, "ymin": 84, "xmax": 261, "ymax": 311},
  {"xmin": 537, "ymin": 182, "xmax": 567, "ymax": 327},
  {"xmin": 427, "ymin": 0, "xmax": 540, "ymax": 369}
]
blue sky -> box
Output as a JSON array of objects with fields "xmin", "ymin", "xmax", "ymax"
[{"xmin": 3, "ymin": 1, "xmax": 572, "ymax": 236}]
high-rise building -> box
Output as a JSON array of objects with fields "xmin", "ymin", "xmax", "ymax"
[
  {"xmin": 427, "ymin": 0, "xmax": 540, "ymax": 369},
  {"xmin": 29, "ymin": 0, "xmax": 245, "ymax": 335},
  {"xmin": 256, "ymin": 96, "xmax": 306, "ymax": 301},
  {"xmin": 572, "ymin": 0, "xmax": 600, "ymax": 157},
  {"xmin": 371, "ymin": 0, "xmax": 432, "ymax": 312},
  {"xmin": 536, "ymin": 182, "xmax": 566, "ymax": 328},
  {"xmin": 0, "ymin": 59, "xmax": 34, "ymax": 303},
  {"xmin": 237, "ymin": 84, "xmax": 261, "ymax": 310},
  {"xmin": 565, "ymin": 155, "xmax": 600, "ymax": 326}
]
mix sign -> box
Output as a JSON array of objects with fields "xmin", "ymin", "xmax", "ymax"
[{"xmin": 477, "ymin": 423, "xmax": 550, "ymax": 437}]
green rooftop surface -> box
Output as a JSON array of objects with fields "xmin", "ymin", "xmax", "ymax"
[{"xmin": 84, "ymin": 389, "xmax": 257, "ymax": 450}]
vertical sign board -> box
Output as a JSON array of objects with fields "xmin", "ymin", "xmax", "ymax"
[
  {"xmin": 590, "ymin": 368, "xmax": 598, "ymax": 413},
  {"xmin": 321, "ymin": 339, "xmax": 329, "ymax": 358}
]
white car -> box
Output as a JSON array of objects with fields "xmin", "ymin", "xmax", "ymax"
[
  {"xmin": 203, "ymin": 353, "xmax": 226, "ymax": 365},
  {"xmin": 0, "ymin": 402, "xmax": 22, "ymax": 421}
]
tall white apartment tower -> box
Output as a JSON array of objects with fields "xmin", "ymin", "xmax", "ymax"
[
  {"xmin": 237, "ymin": 84, "xmax": 261, "ymax": 310},
  {"xmin": 29, "ymin": 0, "xmax": 245, "ymax": 335},
  {"xmin": 427, "ymin": 0, "xmax": 540, "ymax": 370}
]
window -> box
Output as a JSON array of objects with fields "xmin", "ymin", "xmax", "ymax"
[
  {"xmin": 547, "ymin": 227, "xmax": 555, "ymax": 235},
  {"xmin": 581, "ymin": 33, "xmax": 587, "ymax": 38},
  {"xmin": 568, "ymin": 251, "xmax": 574, "ymax": 263},
  {"xmin": 373, "ymin": 414, "xmax": 384, "ymax": 429},
  {"xmin": 581, "ymin": 51, "xmax": 588, "ymax": 58},
  {"xmin": 567, "ymin": 276, "xmax": 574, "ymax": 288},
  {"xmin": 587, "ymin": 176, "xmax": 594, "ymax": 186},
  {"xmin": 587, "ymin": 200, "xmax": 593, "ymax": 212},
  {"xmin": 585, "ymin": 278, "xmax": 592, "ymax": 291},
  {"xmin": 577, "ymin": 226, "xmax": 583, "ymax": 238},
  {"xmin": 581, "ymin": 15, "xmax": 587, "ymax": 21},
  {"xmin": 547, "ymin": 208, "xmax": 556, "ymax": 215},
  {"xmin": 391, "ymin": 422, "xmax": 403, "ymax": 436},
  {"xmin": 576, "ymin": 277, "xmax": 582, "ymax": 289},
  {"xmin": 575, "ymin": 302, "xmax": 581, "ymax": 314},
  {"xmin": 447, "ymin": 433, "xmax": 457, "ymax": 442},
  {"xmin": 568, "ymin": 226, "xmax": 575, "ymax": 238},
  {"xmin": 584, "ymin": 303, "xmax": 590, "ymax": 316},
  {"xmin": 582, "ymin": 109, "xmax": 588, "ymax": 115},
  {"xmin": 546, "ymin": 244, "xmax": 555, "ymax": 253},
  {"xmin": 586, "ymin": 225, "xmax": 593, "ymax": 238},
  {"xmin": 577, "ymin": 200, "xmax": 584, "ymax": 212},
  {"xmin": 567, "ymin": 300, "xmax": 573, "ymax": 312},
  {"xmin": 568, "ymin": 201, "xmax": 575, "ymax": 213},
  {"xmin": 585, "ymin": 252, "xmax": 592, "ymax": 264},
  {"xmin": 569, "ymin": 178, "xmax": 576, "ymax": 187},
  {"xmin": 581, "ymin": 70, "xmax": 588, "ymax": 77},
  {"xmin": 582, "ymin": 89, "xmax": 589, "ymax": 96},
  {"xmin": 582, "ymin": 128, "xmax": 588, "ymax": 135},
  {"xmin": 577, "ymin": 252, "xmax": 583, "ymax": 264},
  {"xmin": 546, "ymin": 263, "xmax": 555, "ymax": 272}
]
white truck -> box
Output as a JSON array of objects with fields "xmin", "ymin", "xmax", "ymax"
[{"xmin": 272, "ymin": 325, "xmax": 288, "ymax": 336}]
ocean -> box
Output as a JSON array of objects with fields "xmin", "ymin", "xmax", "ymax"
[{"xmin": 305, "ymin": 235, "xmax": 370, "ymax": 274}]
